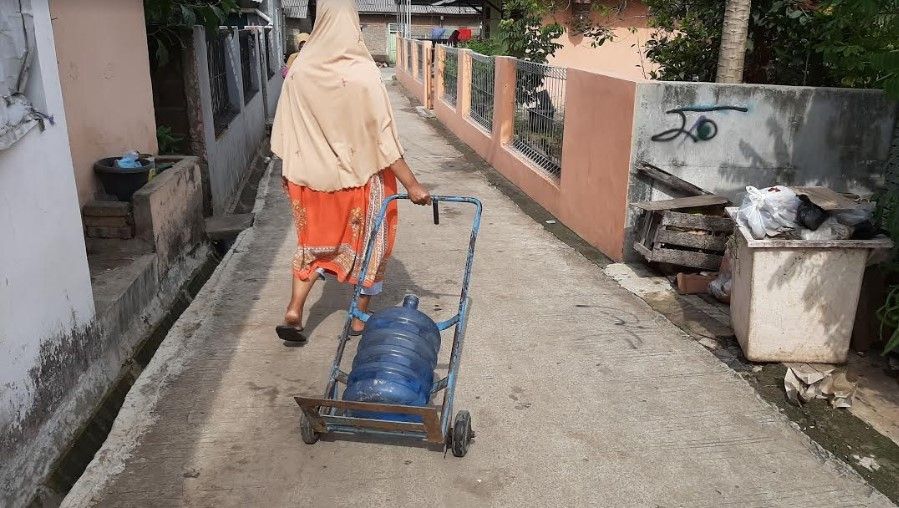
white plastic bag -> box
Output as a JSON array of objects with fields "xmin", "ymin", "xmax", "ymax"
[{"xmin": 737, "ymin": 186, "xmax": 800, "ymax": 239}]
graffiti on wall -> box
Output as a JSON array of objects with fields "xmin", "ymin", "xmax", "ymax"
[{"xmin": 651, "ymin": 105, "xmax": 748, "ymax": 143}]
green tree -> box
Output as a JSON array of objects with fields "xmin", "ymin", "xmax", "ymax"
[
  {"xmin": 643, "ymin": 0, "xmax": 899, "ymax": 97},
  {"xmin": 498, "ymin": 0, "xmax": 564, "ymax": 63},
  {"xmin": 145, "ymin": 0, "xmax": 240, "ymax": 66},
  {"xmin": 816, "ymin": 0, "xmax": 899, "ymax": 97}
]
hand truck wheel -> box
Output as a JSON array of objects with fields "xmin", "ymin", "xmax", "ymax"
[
  {"xmin": 450, "ymin": 410, "xmax": 474, "ymax": 457},
  {"xmin": 299, "ymin": 412, "xmax": 320, "ymax": 445}
]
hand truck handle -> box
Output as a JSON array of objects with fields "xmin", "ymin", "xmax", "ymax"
[{"xmin": 349, "ymin": 194, "xmax": 483, "ymax": 330}]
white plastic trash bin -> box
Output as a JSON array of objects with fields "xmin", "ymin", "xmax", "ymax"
[{"xmin": 726, "ymin": 208, "xmax": 893, "ymax": 364}]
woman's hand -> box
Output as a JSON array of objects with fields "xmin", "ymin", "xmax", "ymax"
[
  {"xmin": 407, "ymin": 183, "xmax": 431, "ymax": 205},
  {"xmin": 390, "ymin": 158, "xmax": 430, "ymax": 205}
]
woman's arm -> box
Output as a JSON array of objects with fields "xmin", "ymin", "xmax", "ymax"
[{"xmin": 390, "ymin": 158, "xmax": 431, "ymax": 205}]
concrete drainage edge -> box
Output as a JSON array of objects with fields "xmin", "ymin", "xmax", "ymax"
[{"xmin": 61, "ymin": 161, "xmax": 277, "ymax": 507}]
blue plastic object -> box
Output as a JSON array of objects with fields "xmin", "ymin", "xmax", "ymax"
[
  {"xmin": 343, "ymin": 294, "xmax": 440, "ymax": 421},
  {"xmin": 115, "ymin": 150, "xmax": 142, "ymax": 169}
]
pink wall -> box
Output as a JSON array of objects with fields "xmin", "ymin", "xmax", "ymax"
[
  {"xmin": 51, "ymin": 0, "xmax": 158, "ymax": 207},
  {"xmin": 423, "ymin": 46, "xmax": 638, "ymax": 261},
  {"xmin": 546, "ymin": 1, "xmax": 657, "ymax": 80},
  {"xmin": 558, "ymin": 70, "xmax": 636, "ymax": 259},
  {"xmin": 396, "ymin": 39, "xmax": 432, "ymax": 108}
]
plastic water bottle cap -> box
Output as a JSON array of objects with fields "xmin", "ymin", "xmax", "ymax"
[{"xmin": 402, "ymin": 294, "xmax": 420, "ymax": 309}]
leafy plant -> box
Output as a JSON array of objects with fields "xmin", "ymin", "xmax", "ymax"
[
  {"xmin": 878, "ymin": 286, "xmax": 899, "ymax": 354},
  {"xmin": 816, "ymin": 0, "xmax": 899, "ymax": 97},
  {"xmin": 642, "ymin": 0, "xmax": 899, "ymax": 97},
  {"xmin": 497, "ymin": 0, "xmax": 564, "ymax": 63},
  {"xmin": 145, "ymin": 0, "xmax": 239, "ymax": 66},
  {"xmin": 156, "ymin": 125, "xmax": 184, "ymax": 154},
  {"xmin": 463, "ymin": 38, "xmax": 505, "ymax": 57}
]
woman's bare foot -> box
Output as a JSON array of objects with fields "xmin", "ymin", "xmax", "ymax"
[
  {"xmin": 284, "ymin": 309, "xmax": 303, "ymax": 329},
  {"xmin": 278, "ymin": 276, "xmax": 317, "ymax": 341}
]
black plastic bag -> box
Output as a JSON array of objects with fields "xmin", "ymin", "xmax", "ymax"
[{"xmin": 796, "ymin": 195, "xmax": 828, "ymax": 231}]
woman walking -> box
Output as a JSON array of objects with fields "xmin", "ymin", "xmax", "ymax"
[{"xmin": 271, "ymin": 0, "xmax": 430, "ymax": 343}]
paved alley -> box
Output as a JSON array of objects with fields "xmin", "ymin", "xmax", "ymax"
[{"xmin": 64, "ymin": 79, "xmax": 891, "ymax": 507}]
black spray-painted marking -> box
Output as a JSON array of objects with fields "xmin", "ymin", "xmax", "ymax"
[{"xmin": 651, "ymin": 105, "xmax": 749, "ymax": 143}]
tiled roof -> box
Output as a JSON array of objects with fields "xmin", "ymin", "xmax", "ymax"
[
  {"xmin": 358, "ymin": 0, "xmax": 477, "ymax": 15},
  {"xmin": 282, "ymin": 0, "xmax": 309, "ymax": 18},
  {"xmin": 282, "ymin": 0, "xmax": 478, "ymax": 19}
]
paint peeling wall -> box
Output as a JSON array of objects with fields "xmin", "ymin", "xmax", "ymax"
[
  {"xmin": 630, "ymin": 82, "xmax": 897, "ymax": 203},
  {"xmin": 0, "ymin": 0, "xmax": 95, "ymax": 499}
]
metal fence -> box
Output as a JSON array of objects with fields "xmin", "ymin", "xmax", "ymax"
[
  {"xmin": 238, "ymin": 30, "xmax": 257, "ymax": 104},
  {"xmin": 207, "ymin": 30, "xmax": 235, "ymax": 135},
  {"xmin": 405, "ymin": 39, "xmax": 413, "ymax": 73},
  {"xmin": 469, "ymin": 52, "xmax": 494, "ymax": 131},
  {"xmin": 264, "ymin": 28, "xmax": 276, "ymax": 78},
  {"xmin": 513, "ymin": 60, "xmax": 566, "ymax": 178},
  {"xmin": 416, "ymin": 41, "xmax": 426, "ymax": 81},
  {"xmin": 441, "ymin": 46, "xmax": 459, "ymax": 106}
]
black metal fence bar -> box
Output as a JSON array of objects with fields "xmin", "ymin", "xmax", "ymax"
[
  {"xmin": 441, "ymin": 45, "xmax": 458, "ymax": 107},
  {"xmin": 264, "ymin": 28, "xmax": 276, "ymax": 78},
  {"xmin": 238, "ymin": 30, "xmax": 257, "ymax": 103},
  {"xmin": 468, "ymin": 52, "xmax": 494, "ymax": 131},
  {"xmin": 417, "ymin": 41, "xmax": 426, "ymax": 81},
  {"xmin": 406, "ymin": 39, "xmax": 413, "ymax": 73},
  {"xmin": 513, "ymin": 60, "xmax": 566, "ymax": 178},
  {"xmin": 207, "ymin": 30, "xmax": 234, "ymax": 135}
]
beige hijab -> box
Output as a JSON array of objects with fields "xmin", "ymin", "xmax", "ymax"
[{"xmin": 271, "ymin": 0, "xmax": 404, "ymax": 191}]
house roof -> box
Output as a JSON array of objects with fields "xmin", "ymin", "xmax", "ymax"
[
  {"xmin": 282, "ymin": 0, "xmax": 310, "ymax": 18},
  {"xmin": 282, "ymin": 0, "xmax": 478, "ymax": 18},
  {"xmin": 357, "ymin": 0, "xmax": 478, "ymax": 15}
]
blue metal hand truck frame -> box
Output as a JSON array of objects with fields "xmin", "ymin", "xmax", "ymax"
[{"xmin": 294, "ymin": 194, "xmax": 483, "ymax": 457}]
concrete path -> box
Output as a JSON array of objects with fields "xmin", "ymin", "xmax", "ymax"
[{"xmin": 65, "ymin": 80, "xmax": 891, "ymax": 507}]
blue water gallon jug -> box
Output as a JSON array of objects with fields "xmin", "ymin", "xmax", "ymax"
[{"xmin": 343, "ymin": 295, "xmax": 440, "ymax": 421}]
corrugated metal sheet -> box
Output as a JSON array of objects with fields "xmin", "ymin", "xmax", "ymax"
[{"xmin": 282, "ymin": 0, "xmax": 309, "ymax": 18}]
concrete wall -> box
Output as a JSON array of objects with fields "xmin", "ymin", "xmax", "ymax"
[
  {"xmin": 50, "ymin": 0, "xmax": 158, "ymax": 207},
  {"xmin": 0, "ymin": 0, "xmax": 95, "ymax": 503},
  {"xmin": 133, "ymin": 157, "xmax": 205, "ymax": 278},
  {"xmin": 547, "ymin": 1, "xmax": 657, "ymax": 81},
  {"xmin": 629, "ymin": 82, "xmax": 898, "ymax": 203},
  {"xmin": 190, "ymin": 27, "xmax": 269, "ymax": 214}
]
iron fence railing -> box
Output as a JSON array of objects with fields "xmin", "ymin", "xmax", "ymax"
[
  {"xmin": 405, "ymin": 39, "xmax": 413, "ymax": 73},
  {"xmin": 469, "ymin": 52, "xmax": 494, "ymax": 131},
  {"xmin": 513, "ymin": 60, "xmax": 566, "ymax": 178},
  {"xmin": 207, "ymin": 30, "xmax": 236, "ymax": 135},
  {"xmin": 441, "ymin": 46, "xmax": 459, "ymax": 107},
  {"xmin": 264, "ymin": 27, "xmax": 276, "ymax": 78},
  {"xmin": 416, "ymin": 41, "xmax": 426, "ymax": 81},
  {"xmin": 238, "ymin": 30, "xmax": 257, "ymax": 103}
]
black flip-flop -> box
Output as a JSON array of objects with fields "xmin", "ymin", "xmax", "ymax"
[
  {"xmin": 348, "ymin": 327, "xmax": 363, "ymax": 337},
  {"xmin": 276, "ymin": 325, "xmax": 307, "ymax": 343}
]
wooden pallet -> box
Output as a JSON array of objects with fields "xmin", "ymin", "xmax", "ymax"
[{"xmin": 633, "ymin": 196, "xmax": 734, "ymax": 270}]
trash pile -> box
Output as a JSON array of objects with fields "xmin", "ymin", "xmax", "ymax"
[
  {"xmin": 736, "ymin": 185, "xmax": 880, "ymax": 242},
  {"xmin": 784, "ymin": 363, "xmax": 857, "ymax": 408}
]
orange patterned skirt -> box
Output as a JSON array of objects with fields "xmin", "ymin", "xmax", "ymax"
[{"xmin": 284, "ymin": 169, "xmax": 398, "ymax": 289}]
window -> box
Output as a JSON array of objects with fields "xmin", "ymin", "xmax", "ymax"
[
  {"xmin": 238, "ymin": 30, "xmax": 259, "ymax": 103},
  {"xmin": 207, "ymin": 30, "xmax": 238, "ymax": 136}
]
